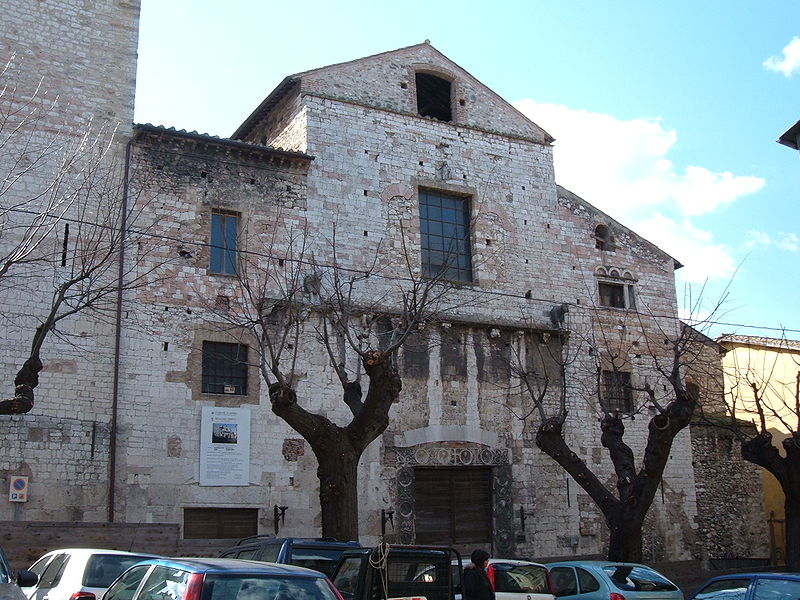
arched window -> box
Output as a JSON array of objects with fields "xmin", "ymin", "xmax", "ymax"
[{"xmin": 594, "ymin": 223, "xmax": 616, "ymax": 251}]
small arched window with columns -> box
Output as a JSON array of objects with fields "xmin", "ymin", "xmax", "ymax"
[{"xmin": 595, "ymin": 266, "xmax": 636, "ymax": 310}]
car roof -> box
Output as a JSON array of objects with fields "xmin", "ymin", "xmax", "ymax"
[
  {"xmin": 37, "ymin": 549, "xmax": 159, "ymax": 558},
  {"xmin": 701, "ymin": 573, "xmax": 800, "ymax": 581},
  {"xmin": 547, "ymin": 561, "xmax": 654, "ymax": 567},
  {"xmin": 133, "ymin": 558, "xmax": 328, "ymax": 577},
  {"xmin": 489, "ymin": 558, "xmax": 548, "ymax": 567},
  {"xmin": 234, "ymin": 537, "xmax": 360, "ymax": 548}
]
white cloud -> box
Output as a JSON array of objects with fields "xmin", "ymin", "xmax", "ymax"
[
  {"xmin": 512, "ymin": 99, "xmax": 765, "ymax": 283},
  {"xmin": 746, "ymin": 230, "xmax": 799, "ymax": 252},
  {"xmin": 778, "ymin": 233, "xmax": 799, "ymax": 252},
  {"xmin": 745, "ymin": 230, "xmax": 773, "ymax": 248},
  {"xmin": 635, "ymin": 213, "xmax": 737, "ymax": 284},
  {"xmin": 763, "ymin": 37, "xmax": 800, "ymax": 77},
  {"xmin": 514, "ymin": 100, "xmax": 764, "ymax": 218}
]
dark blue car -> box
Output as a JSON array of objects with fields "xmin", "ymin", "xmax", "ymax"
[{"xmin": 688, "ymin": 572, "xmax": 800, "ymax": 600}]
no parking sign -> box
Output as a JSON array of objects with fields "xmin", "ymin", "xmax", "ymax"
[{"xmin": 8, "ymin": 476, "xmax": 28, "ymax": 502}]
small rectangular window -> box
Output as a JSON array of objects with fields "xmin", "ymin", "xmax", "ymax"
[
  {"xmin": 210, "ymin": 211, "xmax": 238, "ymax": 275},
  {"xmin": 183, "ymin": 507, "xmax": 258, "ymax": 539},
  {"xmin": 202, "ymin": 341, "xmax": 248, "ymax": 395},
  {"xmin": 419, "ymin": 189, "xmax": 472, "ymax": 282},
  {"xmin": 598, "ymin": 282, "xmax": 626, "ymax": 308},
  {"xmin": 602, "ymin": 370, "xmax": 633, "ymax": 413}
]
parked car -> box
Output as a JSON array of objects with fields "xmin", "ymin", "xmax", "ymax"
[
  {"xmin": 219, "ymin": 536, "xmax": 361, "ymax": 578},
  {"xmin": 453, "ymin": 558, "xmax": 554, "ymax": 600},
  {"xmin": 102, "ymin": 557, "xmax": 343, "ymax": 600},
  {"xmin": 546, "ymin": 561, "xmax": 682, "ymax": 600},
  {"xmin": 0, "ymin": 546, "xmax": 37, "ymax": 600},
  {"xmin": 23, "ymin": 549, "xmax": 160, "ymax": 600},
  {"xmin": 332, "ymin": 545, "xmax": 461, "ymax": 600},
  {"xmin": 486, "ymin": 559, "xmax": 554, "ymax": 600},
  {"xmin": 687, "ymin": 572, "xmax": 800, "ymax": 600}
]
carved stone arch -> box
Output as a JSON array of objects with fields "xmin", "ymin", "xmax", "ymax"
[
  {"xmin": 595, "ymin": 266, "xmax": 608, "ymax": 277},
  {"xmin": 393, "ymin": 441, "xmax": 514, "ymax": 556}
]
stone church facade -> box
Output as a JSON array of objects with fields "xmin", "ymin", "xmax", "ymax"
[{"xmin": 0, "ymin": 0, "xmax": 768, "ymax": 562}]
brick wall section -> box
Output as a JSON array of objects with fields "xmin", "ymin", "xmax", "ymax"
[
  {"xmin": 1, "ymin": 0, "xmax": 139, "ymax": 134},
  {"xmin": 0, "ymin": 522, "xmax": 236, "ymax": 570}
]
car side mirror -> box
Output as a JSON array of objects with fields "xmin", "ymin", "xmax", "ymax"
[{"xmin": 17, "ymin": 570, "xmax": 38, "ymax": 587}]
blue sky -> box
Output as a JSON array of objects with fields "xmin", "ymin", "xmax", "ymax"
[{"xmin": 134, "ymin": 0, "xmax": 800, "ymax": 340}]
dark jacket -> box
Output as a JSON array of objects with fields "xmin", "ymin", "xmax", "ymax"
[{"xmin": 463, "ymin": 563, "xmax": 495, "ymax": 600}]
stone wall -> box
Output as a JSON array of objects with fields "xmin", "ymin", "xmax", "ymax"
[
  {"xmin": 0, "ymin": 0, "xmax": 140, "ymax": 522},
  {"xmin": 691, "ymin": 422, "xmax": 769, "ymax": 560}
]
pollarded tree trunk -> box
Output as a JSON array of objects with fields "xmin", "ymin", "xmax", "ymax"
[
  {"xmin": 786, "ymin": 485, "xmax": 800, "ymax": 572},
  {"xmin": 742, "ymin": 431, "xmax": 800, "ymax": 571},
  {"xmin": 536, "ymin": 415, "xmax": 648, "ymax": 561},
  {"xmin": 316, "ymin": 438, "xmax": 360, "ymax": 541},
  {"xmin": 536, "ymin": 383, "xmax": 698, "ymax": 561},
  {"xmin": 607, "ymin": 506, "xmax": 645, "ymax": 562},
  {"xmin": 0, "ymin": 322, "xmax": 49, "ymax": 415},
  {"xmin": 0, "ymin": 356, "xmax": 41, "ymax": 414},
  {"xmin": 268, "ymin": 350, "xmax": 401, "ymax": 541}
]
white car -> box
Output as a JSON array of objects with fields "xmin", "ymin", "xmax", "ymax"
[
  {"xmin": 456, "ymin": 558, "xmax": 555, "ymax": 600},
  {"xmin": 23, "ymin": 549, "xmax": 159, "ymax": 600}
]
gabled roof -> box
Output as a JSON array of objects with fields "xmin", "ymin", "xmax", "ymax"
[
  {"xmin": 134, "ymin": 123, "xmax": 312, "ymax": 169},
  {"xmin": 717, "ymin": 334, "xmax": 800, "ymax": 352},
  {"xmin": 556, "ymin": 185, "xmax": 683, "ymax": 270},
  {"xmin": 232, "ymin": 42, "xmax": 553, "ymax": 144},
  {"xmin": 778, "ymin": 120, "xmax": 800, "ymax": 151}
]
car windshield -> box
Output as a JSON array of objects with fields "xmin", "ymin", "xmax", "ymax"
[
  {"xmin": 83, "ymin": 555, "xmax": 155, "ymax": 588},
  {"xmin": 602, "ymin": 565, "xmax": 677, "ymax": 592},
  {"xmin": 490, "ymin": 563, "xmax": 550, "ymax": 594},
  {"xmin": 204, "ymin": 574, "xmax": 338, "ymax": 600},
  {"xmin": 693, "ymin": 578, "xmax": 751, "ymax": 600},
  {"xmin": 291, "ymin": 548, "xmax": 346, "ymax": 578},
  {"xmin": 333, "ymin": 556, "xmax": 363, "ymax": 599}
]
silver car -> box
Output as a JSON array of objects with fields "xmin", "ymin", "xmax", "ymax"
[{"xmin": 547, "ymin": 561, "xmax": 682, "ymax": 600}]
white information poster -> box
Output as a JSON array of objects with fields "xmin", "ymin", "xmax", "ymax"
[{"xmin": 199, "ymin": 406, "xmax": 251, "ymax": 486}]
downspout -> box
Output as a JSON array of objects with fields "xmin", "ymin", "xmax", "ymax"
[{"xmin": 108, "ymin": 135, "xmax": 134, "ymax": 522}]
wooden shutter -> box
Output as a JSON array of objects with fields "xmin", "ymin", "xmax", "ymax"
[
  {"xmin": 183, "ymin": 508, "xmax": 258, "ymax": 539},
  {"xmin": 414, "ymin": 467, "xmax": 492, "ymax": 547}
]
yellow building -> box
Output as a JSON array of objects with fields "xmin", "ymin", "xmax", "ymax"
[{"xmin": 717, "ymin": 334, "xmax": 800, "ymax": 564}]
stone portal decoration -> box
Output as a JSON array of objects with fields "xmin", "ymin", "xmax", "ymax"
[{"xmin": 394, "ymin": 442, "xmax": 514, "ymax": 557}]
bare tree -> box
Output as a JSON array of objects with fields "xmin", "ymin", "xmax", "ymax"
[
  {"xmin": 719, "ymin": 336, "xmax": 800, "ymax": 571},
  {"xmin": 210, "ymin": 215, "xmax": 462, "ymax": 540},
  {"xmin": 507, "ymin": 301, "xmax": 706, "ymax": 561},
  {"xmin": 0, "ymin": 57, "xmax": 156, "ymax": 415}
]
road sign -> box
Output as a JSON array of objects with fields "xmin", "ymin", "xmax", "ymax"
[{"xmin": 8, "ymin": 476, "xmax": 28, "ymax": 502}]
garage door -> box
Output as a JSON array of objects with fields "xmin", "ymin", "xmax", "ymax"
[{"xmin": 414, "ymin": 466, "xmax": 492, "ymax": 547}]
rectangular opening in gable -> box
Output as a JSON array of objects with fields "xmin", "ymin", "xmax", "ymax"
[{"xmin": 416, "ymin": 73, "xmax": 452, "ymax": 122}]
